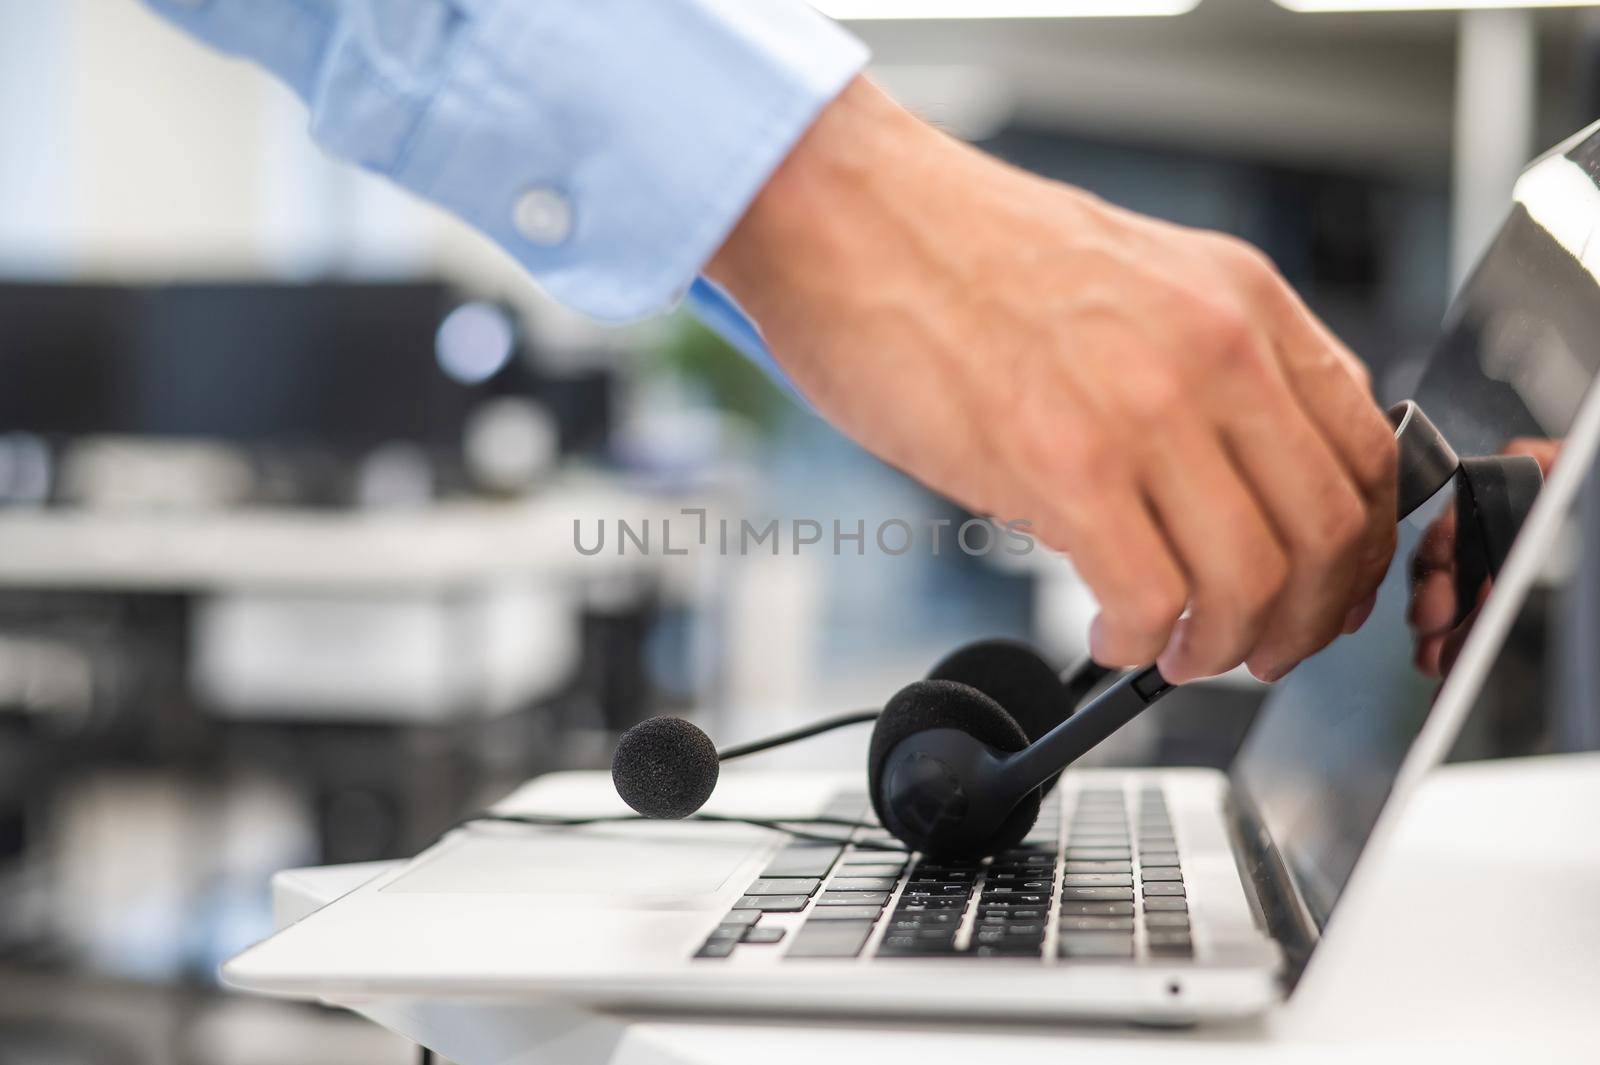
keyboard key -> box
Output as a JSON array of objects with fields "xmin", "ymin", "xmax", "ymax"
[
  {"xmin": 889, "ymin": 913, "xmax": 957, "ymax": 930},
  {"xmin": 1063, "ymin": 873, "xmax": 1132, "ymax": 887},
  {"xmin": 1063, "ymin": 886, "xmax": 1133, "ymax": 901},
  {"xmin": 1141, "ymin": 851, "xmax": 1180, "ymax": 866},
  {"xmin": 974, "ymin": 926, "xmax": 1044, "ymax": 946},
  {"xmin": 705, "ymin": 924, "xmax": 745, "ymax": 941},
  {"xmin": 979, "ymin": 907, "xmax": 1045, "ymax": 920},
  {"xmin": 1147, "ymin": 931, "xmax": 1193, "ymax": 955},
  {"xmin": 716, "ymin": 910, "xmax": 761, "ymax": 926},
  {"xmin": 1060, "ymin": 933, "xmax": 1135, "ymax": 958},
  {"xmin": 817, "ymin": 891, "xmax": 891, "ymax": 906},
  {"xmin": 1144, "ymin": 913, "xmax": 1190, "ymax": 929},
  {"xmin": 1065, "ymin": 861, "xmax": 1131, "ymax": 874},
  {"xmin": 1059, "ymin": 916, "xmax": 1134, "ymax": 932},
  {"xmin": 1144, "ymin": 897, "xmax": 1188, "ymax": 912},
  {"xmin": 841, "ymin": 852, "xmax": 905, "ymax": 866},
  {"xmin": 786, "ymin": 919, "xmax": 875, "ymax": 959},
  {"xmin": 896, "ymin": 898, "xmax": 967, "ymax": 911},
  {"xmin": 762, "ymin": 844, "xmax": 842, "ymax": 879},
  {"xmin": 1140, "ymin": 868, "xmax": 1184, "ymax": 882},
  {"xmin": 733, "ymin": 894, "xmax": 810, "ymax": 911},
  {"xmin": 695, "ymin": 939, "xmax": 736, "ymax": 959},
  {"xmin": 910, "ymin": 869, "xmax": 977, "ymax": 883},
  {"xmin": 877, "ymin": 934, "xmax": 958, "ymax": 956},
  {"xmin": 984, "ymin": 881, "xmax": 1053, "ymax": 893},
  {"xmin": 1143, "ymin": 882, "xmax": 1186, "ymax": 897},
  {"xmin": 996, "ymin": 853, "xmax": 1054, "ymax": 867},
  {"xmin": 990, "ymin": 922, "xmax": 1043, "ymax": 937},
  {"xmin": 1060, "ymin": 901, "xmax": 1134, "ymax": 917},
  {"xmin": 742, "ymin": 926, "xmax": 786, "ymax": 944},
  {"xmin": 744, "ymin": 878, "xmax": 820, "ymax": 896},
  {"xmin": 980, "ymin": 892, "xmax": 1048, "ymax": 907},
  {"xmin": 839, "ymin": 864, "xmax": 905, "ymax": 878},
  {"xmin": 808, "ymin": 905, "xmax": 883, "ymax": 920},
  {"xmin": 973, "ymin": 942, "xmax": 1044, "ymax": 958},
  {"xmin": 830, "ymin": 877, "xmax": 898, "ymax": 892},
  {"xmin": 915, "ymin": 862, "xmax": 985, "ymax": 874},
  {"xmin": 1065, "ymin": 848, "xmax": 1131, "ymax": 861}
]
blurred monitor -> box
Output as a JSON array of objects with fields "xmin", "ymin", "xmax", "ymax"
[{"xmin": 0, "ymin": 281, "xmax": 500, "ymax": 452}]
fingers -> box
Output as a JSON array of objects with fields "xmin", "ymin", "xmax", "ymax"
[
  {"xmin": 1046, "ymin": 487, "xmax": 1188, "ymax": 669},
  {"xmin": 1142, "ymin": 428, "xmax": 1286, "ymax": 682},
  {"xmin": 1343, "ymin": 589, "xmax": 1378, "ymax": 634},
  {"xmin": 1268, "ymin": 293, "xmax": 1399, "ymax": 593},
  {"xmin": 1215, "ymin": 361, "xmax": 1382, "ymax": 680},
  {"xmin": 1407, "ymin": 507, "xmax": 1458, "ymax": 638},
  {"xmin": 1505, "ymin": 436, "xmax": 1562, "ymax": 474},
  {"xmin": 1225, "ymin": 261, "xmax": 1397, "ymax": 677}
]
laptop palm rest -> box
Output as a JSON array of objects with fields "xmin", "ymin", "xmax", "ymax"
[{"xmin": 381, "ymin": 823, "xmax": 766, "ymax": 901}]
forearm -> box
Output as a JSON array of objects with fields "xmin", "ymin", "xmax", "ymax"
[{"xmin": 141, "ymin": 0, "xmax": 867, "ymax": 324}]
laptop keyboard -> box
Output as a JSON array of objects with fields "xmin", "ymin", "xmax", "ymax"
[{"xmin": 694, "ymin": 784, "xmax": 1191, "ymax": 962}]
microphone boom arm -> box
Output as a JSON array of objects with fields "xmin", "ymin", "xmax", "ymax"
[{"xmin": 998, "ymin": 665, "xmax": 1172, "ymax": 801}]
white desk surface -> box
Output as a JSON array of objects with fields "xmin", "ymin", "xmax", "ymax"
[
  {"xmin": 0, "ymin": 479, "xmax": 689, "ymax": 591},
  {"xmin": 276, "ymin": 753, "xmax": 1600, "ymax": 1064}
]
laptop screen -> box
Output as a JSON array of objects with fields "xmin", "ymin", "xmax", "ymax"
[{"xmin": 1232, "ymin": 122, "xmax": 1600, "ymax": 930}]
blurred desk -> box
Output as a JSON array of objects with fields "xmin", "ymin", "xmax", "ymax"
[
  {"xmin": 269, "ymin": 753, "xmax": 1600, "ymax": 1064},
  {"xmin": 0, "ymin": 479, "xmax": 704, "ymax": 723},
  {"xmin": 0, "ymin": 479, "xmax": 680, "ymax": 592}
]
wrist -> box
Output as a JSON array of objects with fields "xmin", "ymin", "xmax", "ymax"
[
  {"xmin": 705, "ymin": 78, "xmax": 1105, "ymax": 347},
  {"xmin": 705, "ymin": 77, "xmax": 931, "ymax": 328}
]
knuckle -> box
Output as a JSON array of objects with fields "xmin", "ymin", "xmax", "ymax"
[
  {"xmin": 1305, "ymin": 491, "xmax": 1367, "ymax": 563},
  {"xmin": 1235, "ymin": 241, "xmax": 1281, "ymax": 284},
  {"xmin": 1121, "ymin": 371, "xmax": 1187, "ymax": 427},
  {"xmin": 1195, "ymin": 301, "xmax": 1253, "ymax": 363},
  {"xmin": 1343, "ymin": 353, "xmax": 1374, "ymax": 392},
  {"xmin": 1241, "ymin": 545, "xmax": 1291, "ymax": 617},
  {"xmin": 1200, "ymin": 553, "xmax": 1286, "ymax": 657},
  {"xmin": 1126, "ymin": 583, "xmax": 1186, "ymax": 642},
  {"xmin": 1053, "ymin": 428, "xmax": 1120, "ymax": 499}
]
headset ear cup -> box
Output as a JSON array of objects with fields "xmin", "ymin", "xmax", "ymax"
[
  {"xmin": 868, "ymin": 679, "xmax": 1041, "ymax": 857},
  {"xmin": 929, "ymin": 639, "xmax": 1067, "ymax": 796}
]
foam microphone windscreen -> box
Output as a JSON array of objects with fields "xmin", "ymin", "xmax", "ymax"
[{"xmin": 611, "ymin": 716, "xmax": 720, "ymax": 819}]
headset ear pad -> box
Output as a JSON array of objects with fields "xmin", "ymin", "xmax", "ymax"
[
  {"xmin": 868, "ymin": 679, "xmax": 1042, "ymax": 858},
  {"xmin": 929, "ymin": 639, "xmax": 1068, "ymax": 795}
]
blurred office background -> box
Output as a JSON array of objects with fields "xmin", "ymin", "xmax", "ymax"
[{"xmin": 0, "ymin": 0, "xmax": 1594, "ymax": 1061}]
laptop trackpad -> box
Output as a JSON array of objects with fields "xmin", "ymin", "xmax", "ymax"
[{"xmin": 382, "ymin": 825, "xmax": 764, "ymax": 899}]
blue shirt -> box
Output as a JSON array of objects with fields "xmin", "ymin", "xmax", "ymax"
[{"xmin": 142, "ymin": 0, "xmax": 868, "ymax": 373}]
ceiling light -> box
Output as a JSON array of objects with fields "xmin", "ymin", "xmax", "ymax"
[
  {"xmin": 816, "ymin": 0, "xmax": 1199, "ymax": 19},
  {"xmin": 1276, "ymin": 1, "xmax": 1597, "ymax": 11}
]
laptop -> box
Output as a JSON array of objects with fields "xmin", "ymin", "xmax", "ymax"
[{"xmin": 219, "ymin": 120, "xmax": 1600, "ymax": 1023}]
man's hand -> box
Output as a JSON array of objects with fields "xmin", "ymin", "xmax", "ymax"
[{"xmin": 707, "ymin": 78, "xmax": 1398, "ymax": 683}]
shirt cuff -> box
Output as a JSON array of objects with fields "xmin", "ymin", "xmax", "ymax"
[{"xmin": 143, "ymin": 0, "xmax": 868, "ymax": 324}]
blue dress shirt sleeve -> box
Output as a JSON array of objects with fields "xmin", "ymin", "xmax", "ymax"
[{"xmin": 141, "ymin": 0, "xmax": 867, "ymax": 345}]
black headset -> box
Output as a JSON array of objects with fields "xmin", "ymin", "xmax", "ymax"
[{"xmin": 609, "ymin": 640, "xmax": 1148, "ymax": 860}]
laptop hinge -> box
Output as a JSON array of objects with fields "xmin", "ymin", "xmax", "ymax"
[{"xmin": 1225, "ymin": 787, "xmax": 1319, "ymax": 990}]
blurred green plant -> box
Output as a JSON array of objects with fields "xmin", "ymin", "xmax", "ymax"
[{"xmin": 655, "ymin": 312, "xmax": 791, "ymax": 434}]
